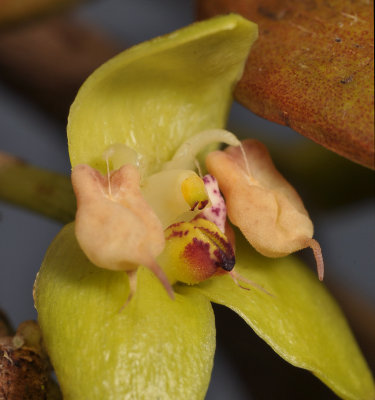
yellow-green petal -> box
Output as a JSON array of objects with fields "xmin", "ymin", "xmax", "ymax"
[
  {"xmin": 67, "ymin": 14, "xmax": 258, "ymax": 175},
  {"xmin": 34, "ymin": 224, "xmax": 216, "ymax": 400},
  {"xmin": 191, "ymin": 234, "xmax": 375, "ymax": 400}
]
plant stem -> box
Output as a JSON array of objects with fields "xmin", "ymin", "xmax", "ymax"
[{"xmin": 0, "ymin": 151, "xmax": 75, "ymax": 223}]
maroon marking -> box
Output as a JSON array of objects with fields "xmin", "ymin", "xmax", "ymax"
[
  {"xmin": 198, "ymin": 199, "xmax": 209, "ymax": 210},
  {"xmin": 182, "ymin": 238, "xmax": 217, "ymax": 280},
  {"xmin": 166, "ymin": 222, "xmax": 184, "ymax": 230},
  {"xmin": 190, "ymin": 201, "xmax": 198, "ymax": 211},
  {"xmin": 197, "ymin": 226, "xmax": 235, "ymax": 272},
  {"xmin": 210, "ymin": 206, "xmax": 221, "ymax": 216},
  {"xmin": 203, "ymin": 175, "xmax": 212, "ymax": 184},
  {"xmin": 166, "ymin": 230, "xmax": 185, "ymax": 240}
]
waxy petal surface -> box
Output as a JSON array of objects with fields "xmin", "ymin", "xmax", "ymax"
[
  {"xmin": 67, "ymin": 14, "xmax": 258, "ymax": 175},
  {"xmin": 34, "ymin": 224, "xmax": 216, "ymax": 400},
  {"xmin": 192, "ymin": 233, "xmax": 375, "ymax": 400}
]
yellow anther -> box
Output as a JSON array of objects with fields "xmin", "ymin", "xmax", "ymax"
[
  {"xmin": 142, "ymin": 170, "xmax": 207, "ymax": 228},
  {"xmin": 181, "ymin": 174, "xmax": 209, "ymax": 211}
]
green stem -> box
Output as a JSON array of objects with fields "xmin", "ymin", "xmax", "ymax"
[{"xmin": 0, "ymin": 151, "xmax": 75, "ymax": 223}]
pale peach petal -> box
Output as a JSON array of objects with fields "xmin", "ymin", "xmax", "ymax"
[
  {"xmin": 206, "ymin": 139, "xmax": 323, "ymax": 279},
  {"xmin": 71, "ymin": 164, "xmax": 165, "ymax": 272}
]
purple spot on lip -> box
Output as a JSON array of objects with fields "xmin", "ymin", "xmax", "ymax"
[
  {"xmin": 201, "ymin": 173, "xmax": 226, "ymax": 232},
  {"xmin": 210, "ymin": 207, "xmax": 221, "ymax": 216}
]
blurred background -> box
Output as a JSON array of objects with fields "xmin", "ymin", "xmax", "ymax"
[{"xmin": 0, "ymin": 0, "xmax": 374, "ymax": 399}]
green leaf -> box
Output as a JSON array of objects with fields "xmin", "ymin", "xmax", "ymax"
[
  {"xmin": 34, "ymin": 224, "xmax": 216, "ymax": 400},
  {"xmin": 67, "ymin": 14, "xmax": 258, "ymax": 175},
  {"xmin": 191, "ymin": 233, "xmax": 375, "ymax": 400}
]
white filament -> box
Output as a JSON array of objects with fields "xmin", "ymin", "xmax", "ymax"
[
  {"xmin": 163, "ymin": 129, "xmax": 241, "ymax": 171},
  {"xmin": 238, "ymin": 141, "xmax": 253, "ymax": 181},
  {"xmin": 104, "ymin": 153, "xmax": 112, "ymax": 199}
]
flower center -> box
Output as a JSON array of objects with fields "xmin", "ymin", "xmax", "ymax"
[
  {"xmin": 99, "ymin": 129, "xmax": 240, "ymax": 287},
  {"xmin": 102, "ymin": 129, "xmax": 241, "ymax": 228}
]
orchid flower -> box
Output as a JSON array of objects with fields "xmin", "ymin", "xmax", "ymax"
[{"xmin": 34, "ymin": 15, "xmax": 375, "ymax": 400}]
